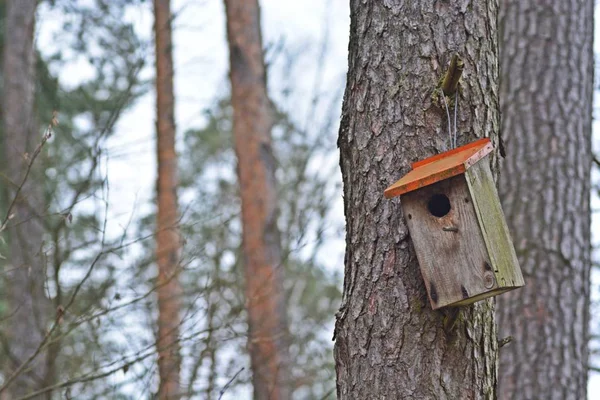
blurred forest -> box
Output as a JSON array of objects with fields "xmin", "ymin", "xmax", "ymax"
[
  {"xmin": 0, "ymin": 0, "xmax": 599, "ymax": 399},
  {"xmin": 0, "ymin": 0, "xmax": 345, "ymax": 398}
]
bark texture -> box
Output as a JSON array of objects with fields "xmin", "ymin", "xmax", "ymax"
[
  {"xmin": 223, "ymin": 1, "xmax": 290, "ymax": 399},
  {"xmin": 334, "ymin": 1, "xmax": 502, "ymax": 398},
  {"xmin": 496, "ymin": 1, "xmax": 593, "ymax": 398},
  {"xmin": 2, "ymin": 0, "xmax": 49, "ymax": 397},
  {"xmin": 154, "ymin": 0, "xmax": 182, "ymax": 397}
]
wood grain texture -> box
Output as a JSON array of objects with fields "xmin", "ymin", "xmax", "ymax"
[
  {"xmin": 465, "ymin": 161, "xmax": 524, "ymax": 289},
  {"xmin": 496, "ymin": 0, "xmax": 593, "ymax": 398},
  {"xmin": 402, "ymin": 175, "xmax": 492, "ymax": 309},
  {"xmin": 334, "ymin": 1, "xmax": 501, "ymax": 398},
  {"xmin": 385, "ymin": 138, "xmax": 493, "ymax": 198}
]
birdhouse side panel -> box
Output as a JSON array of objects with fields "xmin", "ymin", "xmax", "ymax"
[
  {"xmin": 465, "ymin": 160, "xmax": 525, "ymax": 288},
  {"xmin": 401, "ymin": 175, "xmax": 494, "ymax": 309}
]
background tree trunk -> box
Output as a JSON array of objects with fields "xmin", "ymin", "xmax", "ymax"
[
  {"xmin": 2, "ymin": 0, "xmax": 49, "ymax": 397},
  {"xmin": 496, "ymin": 1, "xmax": 593, "ymax": 398},
  {"xmin": 223, "ymin": 0, "xmax": 290, "ymax": 398},
  {"xmin": 154, "ymin": 0, "xmax": 182, "ymax": 398},
  {"xmin": 334, "ymin": 1, "xmax": 502, "ymax": 398}
]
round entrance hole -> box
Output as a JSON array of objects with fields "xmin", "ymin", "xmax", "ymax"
[{"xmin": 428, "ymin": 194, "xmax": 451, "ymax": 217}]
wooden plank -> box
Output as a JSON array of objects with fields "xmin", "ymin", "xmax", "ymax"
[
  {"xmin": 384, "ymin": 138, "xmax": 493, "ymax": 198},
  {"xmin": 450, "ymin": 288, "xmax": 512, "ymax": 307},
  {"xmin": 412, "ymin": 138, "xmax": 491, "ymax": 169},
  {"xmin": 402, "ymin": 175, "xmax": 494, "ymax": 309},
  {"xmin": 465, "ymin": 160, "xmax": 525, "ymax": 288}
]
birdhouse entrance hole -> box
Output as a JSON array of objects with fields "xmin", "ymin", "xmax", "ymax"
[{"xmin": 428, "ymin": 194, "xmax": 451, "ymax": 217}]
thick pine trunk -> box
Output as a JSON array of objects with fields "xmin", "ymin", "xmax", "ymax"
[
  {"xmin": 1, "ymin": 0, "xmax": 49, "ymax": 397},
  {"xmin": 334, "ymin": 1, "xmax": 501, "ymax": 398},
  {"xmin": 496, "ymin": 1, "xmax": 593, "ymax": 398},
  {"xmin": 223, "ymin": 1, "xmax": 290, "ymax": 398},
  {"xmin": 154, "ymin": 0, "xmax": 182, "ymax": 398}
]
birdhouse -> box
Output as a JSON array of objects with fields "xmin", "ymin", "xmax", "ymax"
[{"xmin": 384, "ymin": 138, "xmax": 524, "ymax": 309}]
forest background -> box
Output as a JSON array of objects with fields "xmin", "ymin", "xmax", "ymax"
[{"xmin": 1, "ymin": 0, "xmax": 599, "ymax": 398}]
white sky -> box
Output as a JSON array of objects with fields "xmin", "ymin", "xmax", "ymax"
[
  {"xmin": 103, "ymin": 0, "xmax": 348, "ymax": 221},
  {"xmin": 36, "ymin": 0, "xmax": 600, "ymax": 398}
]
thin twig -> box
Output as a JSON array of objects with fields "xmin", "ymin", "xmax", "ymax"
[
  {"xmin": 441, "ymin": 53, "xmax": 464, "ymax": 96},
  {"xmin": 1, "ymin": 117, "xmax": 56, "ymax": 232},
  {"xmin": 0, "ymin": 308, "xmax": 62, "ymax": 394},
  {"xmin": 218, "ymin": 367, "xmax": 245, "ymax": 400},
  {"xmin": 319, "ymin": 387, "xmax": 336, "ymax": 400},
  {"xmin": 589, "ymin": 365, "xmax": 600, "ymax": 373},
  {"xmin": 15, "ymin": 323, "xmax": 216, "ymax": 400},
  {"xmin": 15, "ymin": 348, "xmax": 157, "ymax": 400},
  {"xmin": 498, "ymin": 336, "xmax": 513, "ymax": 348}
]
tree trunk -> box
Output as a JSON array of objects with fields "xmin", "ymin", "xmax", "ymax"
[
  {"xmin": 223, "ymin": 1, "xmax": 290, "ymax": 398},
  {"xmin": 334, "ymin": 1, "xmax": 502, "ymax": 398},
  {"xmin": 496, "ymin": 1, "xmax": 593, "ymax": 398},
  {"xmin": 2, "ymin": 0, "xmax": 48, "ymax": 397},
  {"xmin": 154, "ymin": 0, "xmax": 182, "ymax": 398}
]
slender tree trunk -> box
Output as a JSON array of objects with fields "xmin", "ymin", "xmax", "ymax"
[
  {"xmin": 2, "ymin": 0, "xmax": 46, "ymax": 393},
  {"xmin": 223, "ymin": 1, "xmax": 290, "ymax": 398},
  {"xmin": 334, "ymin": 1, "xmax": 502, "ymax": 398},
  {"xmin": 154, "ymin": 0, "xmax": 182, "ymax": 398},
  {"xmin": 496, "ymin": 1, "xmax": 593, "ymax": 398},
  {"xmin": 1, "ymin": 0, "xmax": 49, "ymax": 397}
]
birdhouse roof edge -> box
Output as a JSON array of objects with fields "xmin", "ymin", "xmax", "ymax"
[{"xmin": 384, "ymin": 138, "xmax": 494, "ymax": 198}]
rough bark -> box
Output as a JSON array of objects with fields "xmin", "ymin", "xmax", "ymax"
[
  {"xmin": 496, "ymin": 1, "xmax": 593, "ymax": 398},
  {"xmin": 223, "ymin": 0, "xmax": 290, "ymax": 398},
  {"xmin": 154, "ymin": 0, "xmax": 182, "ymax": 398},
  {"xmin": 1, "ymin": 0, "xmax": 49, "ymax": 397},
  {"xmin": 334, "ymin": 1, "xmax": 502, "ymax": 398}
]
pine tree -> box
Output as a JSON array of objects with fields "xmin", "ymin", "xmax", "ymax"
[
  {"xmin": 153, "ymin": 0, "xmax": 182, "ymax": 397},
  {"xmin": 223, "ymin": 0, "xmax": 290, "ymax": 396},
  {"xmin": 496, "ymin": 0, "xmax": 593, "ymax": 398},
  {"xmin": 334, "ymin": 1, "xmax": 501, "ymax": 397}
]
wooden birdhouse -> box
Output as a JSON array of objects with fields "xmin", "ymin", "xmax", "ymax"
[{"xmin": 384, "ymin": 138, "xmax": 524, "ymax": 309}]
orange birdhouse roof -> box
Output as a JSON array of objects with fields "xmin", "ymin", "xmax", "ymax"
[{"xmin": 384, "ymin": 138, "xmax": 494, "ymax": 198}]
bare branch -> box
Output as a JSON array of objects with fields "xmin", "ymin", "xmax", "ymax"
[
  {"xmin": 1, "ymin": 118, "xmax": 55, "ymax": 232},
  {"xmin": 218, "ymin": 367, "xmax": 245, "ymax": 400}
]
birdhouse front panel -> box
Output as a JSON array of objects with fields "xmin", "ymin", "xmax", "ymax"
[
  {"xmin": 402, "ymin": 174, "xmax": 498, "ymax": 309},
  {"xmin": 384, "ymin": 138, "xmax": 524, "ymax": 310}
]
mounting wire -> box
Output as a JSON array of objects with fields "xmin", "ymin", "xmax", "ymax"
[
  {"xmin": 439, "ymin": 53, "xmax": 463, "ymax": 149},
  {"xmin": 441, "ymin": 91, "xmax": 452, "ymax": 151},
  {"xmin": 441, "ymin": 90, "xmax": 459, "ymax": 150},
  {"xmin": 453, "ymin": 92, "xmax": 458, "ymax": 148}
]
